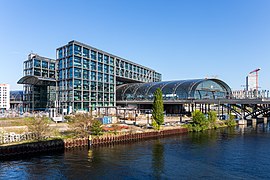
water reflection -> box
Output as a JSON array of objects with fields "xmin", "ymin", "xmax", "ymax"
[{"xmin": 152, "ymin": 140, "xmax": 164, "ymax": 179}]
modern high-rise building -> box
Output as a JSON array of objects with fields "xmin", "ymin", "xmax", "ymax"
[
  {"xmin": 18, "ymin": 40, "xmax": 161, "ymax": 113},
  {"xmin": 0, "ymin": 84, "xmax": 10, "ymax": 110},
  {"xmin": 56, "ymin": 40, "xmax": 161, "ymax": 113},
  {"xmin": 18, "ymin": 53, "xmax": 57, "ymax": 111}
]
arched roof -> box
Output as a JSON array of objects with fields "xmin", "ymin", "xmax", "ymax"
[
  {"xmin": 116, "ymin": 78, "xmax": 232, "ymax": 101},
  {"xmin": 17, "ymin": 75, "xmax": 56, "ymax": 86}
]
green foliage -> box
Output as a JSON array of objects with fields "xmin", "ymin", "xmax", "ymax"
[
  {"xmin": 225, "ymin": 114, "xmax": 237, "ymax": 127},
  {"xmin": 91, "ymin": 120, "xmax": 102, "ymax": 135},
  {"xmin": 207, "ymin": 111, "xmax": 217, "ymax": 123},
  {"xmin": 26, "ymin": 116, "xmax": 50, "ymax": 140},
  {"xmin": 152, "ymin": 118, "xmax": 159, "ymax": 130},
  {"xmin": 192, "ymin": 110, "xmax": 207, "ymax": 125},
  {"xmin": 68, "ymin": 113, "xmax": 93, "ymax": 137},
  {"xmin": 152, "ymin": 88, "xmax": 164, "ymax": 130}
]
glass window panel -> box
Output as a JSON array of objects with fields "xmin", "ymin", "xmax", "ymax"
[
  {"xmin": 91, "ymin": 50, "xmax": 97, "ymax": 60},
  {"xmin": 98, "ymin": 53, "xmax": 103, "ymax": 62},
  {"xmin": 74, "ymin": 68, "xmax": 81, "ymax": 78},
  {"xmin": 98, "ymin": 63, "xmax": 103, "ymax": 72},
  {"xmin": 104, "ymin": 55, "xmax": 109, "ymax": 64},
  {"xmin": 83, "ymin": 47, "xmax": 89, "ymax": 58},
  {"xmin": 74, "ymin": 44, "xmax": 82, "ymax": 56},
  {"xmin": 91, "ymin": 71, "xmax": 96, "ymax": 81},
  {"xmin": 42, "ymin": 61, "xmax": 48, "ymax": 69},
  {"xmin": 83, "ymin": 58, "xmax": 90, "ymax": 69},
  {"xmin": 83, "ymin": 70, "xmax": 89, "ymax": 79},
  {"xmin": 68, "ymin": 45, "xmax": 73, "ymax": 56},
  {"xmin": 34, "ymin": 59, "xmax": 41, "ymax": 68},
  {"xmin": 50, "ymin": 63, "xmax": 55, "ymax": 70},
  {"xmin": 74, "ymin": 56, "xmax": 81, "ymax": 67},
  {"xmin": 91, "ymin": 61, "xmax": 96, "ymax": 70}
]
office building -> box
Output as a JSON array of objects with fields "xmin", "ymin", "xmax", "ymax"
[
  {"xmin": 18, "ymin": 40, "xmax": 161, "ymax": 113},
  {"xmin": 18, "ymin": 53, "xmax": 57, "ymax": 111},
  {"xmin": 0, "ymin": 84, "xmax": 10, "ymax": 110}
]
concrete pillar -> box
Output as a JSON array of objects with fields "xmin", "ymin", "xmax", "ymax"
[
  {"xmin": 252, "ymin": 118, "xmax": 257, "ymax": 127},
  {"xmin": 238, "ymin": 119, "xmax": 247, "ymax": 125},
  {"xmin": 264, "ymin": 117, "xmax": 268, "ymax": 124}
]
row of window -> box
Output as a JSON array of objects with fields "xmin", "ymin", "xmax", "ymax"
[
  {"xmin": 58, "ymin": 57, "xmax": 115, "ymax": 74},
  {"xmin": 59, "ymin": 91, "xmax": 115, "ymax": 102},
  {"xmin": 58, "ymin": 69, "xmax": 115, "ymax": 83},
  {"xmin": 24, "ymin": 59, "xmax": 55, "ymax": 70},
  {"xmin": 58, "ymin": 44, "xmax": 115, "ymax": 66},
  {"xmin": 59, "ymin": 80, "xmax": 115, "ymax": 92}
]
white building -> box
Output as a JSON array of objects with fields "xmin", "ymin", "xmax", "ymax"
[{"xmin": 0, "ymin": 84, "xmax": 10, "ymax": 110}]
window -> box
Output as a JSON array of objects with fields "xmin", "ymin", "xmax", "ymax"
[
  {"xmin": 91, "ymin": 82, "xmax": 96, "ymax": 91},
  {"xmin": 83, "ymin": 70, "xmax": 89, "ymax": 79},
  {"xmin": 91, "ymin": 61, "xmax": 96, "ymax": 70},
  {"xmin": 110, "ymin": 57, "xmax": 114, "ymax": 65},
  {"xmin": 42, "ymin": 61, "xmax": 48, "ymax": 69},
  {"xmin": 104, "ymin": 55, "xmax": 109, "ymax": 64},
  {"xmin": 98, "ymin": 82, "xmax": 103, "ymax": 91},
  {"xmin": 74, "ymin": 79, "xmax": 81, "ymax": 89},
  {"xmin": 110, "ymin": 75, "xmax": 114, "ymax": 83},
  {"xmin": 58, "ymin": 49, "xmax": 63, "ymax": 59},
  {"xmin": 68, "ymin": 45, "xmax": 73, "ymax": 56},
  {"xmin": 74, "ymin": 44, "xmax": 82, "ymax": 56},
  {"xmin": 50, "ymin": 63, "xmax": 55, "ymax": 70},
  {"xmin": 34, "ymin": 59, "xmax": 41, "ymax": 68},
  {"xmin": 74, "ymin": 91, "xmax": 81, "ymax": 101},
  {"xmin": 83, "ymin": 59, "xmax": 90, "ymax": 69},
  {"xmin": 91, "ymin": 71, "xmax": 96, "ymax": 81},
  {"xmin": 83, "ymin": 80, "xmax": 89, "ymax": 90},
  {"xmin": 91, "ymin": 50, "xmax": 96, "ymax": 60},
  {"xmin": 98, "ymin": 53, "xmax": 103, "ymax": 62},
  {"xmin": 68, "ymin": 57, "xmax": 73, "ymax": 67},
  {"xmin": 68, "ymin": 68, "xmax": 73, "ymax": 78},
  {"xmin": 98, "ymin": 63, "xmax": 103, "ymax": 72},
  {"xmin": 74, "ymin": 56, "xmax": 81, "ymax": 67},
  {"xmin": 34, "ymin": 68, "xmax": 41, "ymax": 76},
  {"xmin": 83, "ymin": 47, "xmax": 89, "ymax": 58},
  {"xmin": 98, "ymin": 72, "xmax": 103, "ymax": 82},
  {"xmin": 74, "ymin": 68, "xmax": 81, "ymax": 78},
  {"xmin": 109, "ymin": 66, "xmax": 114, "ymax": 74},
  {"xmin": 104, "ymin": 65, "xmax": 109, "ymax": 73}
]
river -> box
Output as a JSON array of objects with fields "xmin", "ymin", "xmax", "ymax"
[{"xmin": 1, "ymin": 123, "xmax": 270, "ymax": 179}]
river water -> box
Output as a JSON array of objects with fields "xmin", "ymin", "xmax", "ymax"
[{"xmin": 1, "ymin": 124, "xmax": 270, "ymax": 179}]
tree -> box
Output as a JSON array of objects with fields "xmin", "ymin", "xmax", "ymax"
[
  {"xmin": 192, "ymin": 110, "xmax": 206, "ymax": 125},
  {"xmin": 207, "ymin": 111, "xmax": 217, "ymax": 123},
  {"xmin": 226, "ymin": 114, "xmax": 237, "ymax": 127},
  {"xmin": 152, "ymin": 88, "xmax": 164, "ymax": 130},
  {"xmin": 91, "ymin": 120, "xmax": 102, "ymax": 135},
  {"xmin": 26, "ymin": 116, "xmax": 51, "ymax": 141},
  {"xmin": 68, "ymin": 113, "xmax": 93, "ymax": 137}
]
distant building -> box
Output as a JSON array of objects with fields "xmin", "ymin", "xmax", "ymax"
[
  {"xmin": 0, "ymin": 84, "xmax": 10, "ymax": 110},
  {"xmin": 10, "ymin": 90, "xmax": 23, "ymax": 110},
  {"xmin": 246, "ymin": 73, "xmax": 256, "ymax": 91}
]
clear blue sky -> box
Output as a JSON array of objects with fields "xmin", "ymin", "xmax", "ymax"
[{"xmin": 1, "ymin": 0, "xmax": 270, "ymax": 91}]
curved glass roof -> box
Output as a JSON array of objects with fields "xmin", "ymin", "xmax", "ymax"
[{"xmin": 116, "ymin": 78, "xmax": 232, "ymax": 101}]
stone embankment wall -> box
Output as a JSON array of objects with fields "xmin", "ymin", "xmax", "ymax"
[{"xmin": 0, "ymin": 128, "xmax": 188, "ymax": 158}]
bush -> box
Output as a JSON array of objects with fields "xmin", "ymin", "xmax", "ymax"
[{"xmin": 91, "ymin": 120, "xmax": 102, "ymax": 135}]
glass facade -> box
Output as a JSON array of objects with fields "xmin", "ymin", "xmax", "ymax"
[
  {"xmin": 56, "ymin": 40, "xmax": 161, "ymax": 113},
  {"xmin": 22, "ymin": 54, "xmax": 57, "ymax": 111},
  {"xmin": 116, "ymin": 79, "xmax": 232, "ymax": 101}
]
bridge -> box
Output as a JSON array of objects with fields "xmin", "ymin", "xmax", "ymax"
[{"xmin": 117, "ymin": 98, "xmax": 270, "ymax": 121}]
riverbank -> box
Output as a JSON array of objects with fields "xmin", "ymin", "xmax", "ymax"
[{"xmin": 0, "ymin": 127, "xmax": 188, "ymax": 159}]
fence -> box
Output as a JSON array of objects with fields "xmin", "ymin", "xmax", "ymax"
[{"xmin": 0, "ymin": 132, "xmax": 38, "ymax": 145}]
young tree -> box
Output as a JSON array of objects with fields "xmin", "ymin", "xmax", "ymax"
[
  {"xmin": 68, "ymin": 113, "xmax": 93, "ymax": 138},
  {"xmin": 91, "ymin": 120, "xmax": 102, "ymax": 135},
  {"xmin": 26, "ymin": 116, "xmax": 51, "ymax": 141},
  {"xmin": 152, "ymin": 88, "xmax": 164, "ymax": 130},
  {"xmin": 192, "ymin": 110, "xmax": 206, "ymax": 125},
  {"xmin": 207, "ymin": 111, "xmax": 217, "ymax": 123}
]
